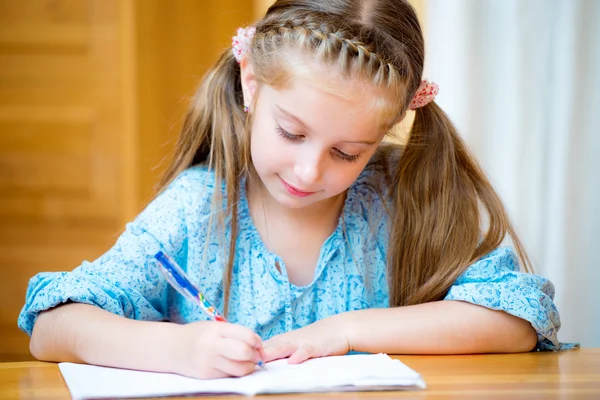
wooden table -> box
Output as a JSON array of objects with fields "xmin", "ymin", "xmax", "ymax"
[{"xmin": 1, "ymin": 349, "xmax": 598, "ymax": 399}]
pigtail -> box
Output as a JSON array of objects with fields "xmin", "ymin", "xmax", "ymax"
[
  {"xmin": 157, "ymin": 50, "xmax": 250, "ymax": 316},
  {"xmin": 388, "ymin": 101, "xmax": 531, "ymax": 307}
]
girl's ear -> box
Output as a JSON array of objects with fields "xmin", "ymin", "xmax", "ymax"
[{"xmin": 240, "ymin": 58, "xmax": 258, "ymax": 111}]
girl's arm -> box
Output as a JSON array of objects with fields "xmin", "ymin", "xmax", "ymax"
[
  {"xmin": 264, "ymin": 247, "xmax": 547, "ymax": 362},
  {"xmin": 31, "ymin": 303, "xmax": 182, "ymax": 372},
  {"xmin": 21, "ymin": 169, "xmax": 266, "ymax": 378},
  {"xmin": 343, "ymin": 300, "xmax": 538, "ymax": 354},
  {"xmin": 263, "ymin": 301, "xmax": 537, "ymax": 363},
  {"xmin": 31, "ymin": 302, "xmax": 264, "ymax": 379}
]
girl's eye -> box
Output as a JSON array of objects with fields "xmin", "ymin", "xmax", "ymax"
[
  {"xmin": 333, "ymin": 148, "xmax": 360, "ymax": 163},
  {"xmin": 276, "ymin": 126, "xmax": 303, "ymax": 141},
  {"xmin": 277, "ymin": 125, "xmax": 360, "ymax": 163}
]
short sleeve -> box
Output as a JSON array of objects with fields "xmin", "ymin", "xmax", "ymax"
[
  {"xmin": 17, "ymin": 167, "xmax": 213, "ymax": 336},
  {"xmin": 444, "ymin": 247, "xmax": 573, "ymax": 351}
]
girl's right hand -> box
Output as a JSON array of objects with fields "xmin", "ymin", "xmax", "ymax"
[{"xmin": 173, "ymin": 320, "xmax": 265, "ymax": 379}]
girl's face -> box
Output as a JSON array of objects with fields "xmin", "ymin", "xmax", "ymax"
[{"xmin": 243, "ymin": 64, "xmax": 388, "ymax": 210}]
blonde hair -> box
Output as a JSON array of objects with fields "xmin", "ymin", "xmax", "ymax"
[{"xmin": 158, "ymin": 0, "xmax": 531, "ymax": 313}]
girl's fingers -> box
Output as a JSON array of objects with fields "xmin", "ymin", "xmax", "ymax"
[
  {"xmin": 287, "ymin": 344, "xmax": 315, "ymax": 364},
  {"xmin": 217, "ymin": 337, "xmax": 261, "ymax": 363},
  {"xmin": 213, "ymin": 356, "xmax": 257, "ymax": 378},
  {"xmin": 192, "ymin": 367, "xmax": 229, "ymax": 380},
  {"xmin": 220, "ymin": 323, "xmax": 263, "ymax": 351},
  {"xmin": 257, "ymin": 344, "xmax": 267, "ymax": 366},
  {"xmin": 263, "ymin": 341, "xmax": 296, "ymax": 362}
]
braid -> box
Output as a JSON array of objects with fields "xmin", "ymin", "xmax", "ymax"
[{"xmin": 252, "ymin": 13, "xmax": 403, "ymax": 91}]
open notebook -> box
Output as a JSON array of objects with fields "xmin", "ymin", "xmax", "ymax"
[{"xmin": 59, "ymin": 353, "xmax": 426, "ymax": 399}]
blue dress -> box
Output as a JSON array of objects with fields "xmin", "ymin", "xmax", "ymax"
[{"xmin": 17, "ymin": 151, "xmax": 571, "ymax": 351}]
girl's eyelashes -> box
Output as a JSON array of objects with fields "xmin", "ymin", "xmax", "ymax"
[
  {"xmin": 276, "ymin": 126, "xmax": 303, "ymax": 141},
  {"xmin": 276, "ymin": 125, "xmax": 361, "ymax": 163},
  {"xmin": 332, "ymin": 148, "xmax": 360, "ymax": 163}
]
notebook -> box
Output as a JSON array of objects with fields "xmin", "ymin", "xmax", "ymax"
[{"xmin": 59, "ymin": 353, "xmax": 426, "ymax": 399}]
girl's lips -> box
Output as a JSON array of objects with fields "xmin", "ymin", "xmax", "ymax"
[{"xmin": 279, "ymin": 177, "xmax": 316, "ymax": 198}]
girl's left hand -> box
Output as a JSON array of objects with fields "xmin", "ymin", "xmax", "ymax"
[{"xmin": 263, "ymin": 315, "xmax": 351, "ymax": 364}]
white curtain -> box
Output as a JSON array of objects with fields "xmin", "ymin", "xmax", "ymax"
[{"xmin": 425, "ymin": 0, "xmax": 600, "ymax": 347}]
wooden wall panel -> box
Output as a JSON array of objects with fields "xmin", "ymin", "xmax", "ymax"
[
  {"xmin": 0, "ymin": 0, "xmax": 253, "ymax": 361},
  {"xmin": 0, "ymin": 0, "xmax": 122, "ymax": 361},
  {"xmin": 0, "ymin": 0, "xmax": 89, "ymax": 52},
  {"xmin": 134, "ymin": 0, "xmax": 254, "ymax": 206}
]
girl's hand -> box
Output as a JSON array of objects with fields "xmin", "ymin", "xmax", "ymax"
[
  {"xmin": 173, "ymin": 321, "xmax": 265, "ymax": 379},
  {"xmin": 263, "ymin": 316, "xmax": 351, "ymax": 364}
]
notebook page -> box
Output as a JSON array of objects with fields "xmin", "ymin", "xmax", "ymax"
[
  {"xmin": 59, "ymin": 354, "xmax": 425, "ymax": 399},
  {"xmin": 58, "ymin": 363, "xmax": 256, "ymax": 400},
  {"xmin": 245, "ymin": 353, "xmax": 425, "ymax": 393}
]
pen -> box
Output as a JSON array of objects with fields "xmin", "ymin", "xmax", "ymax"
[{"xmin": 154, "ymin": 250, "xmax": 265, "ymax": 368}]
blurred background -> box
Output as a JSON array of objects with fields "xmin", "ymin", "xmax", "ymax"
[{"xmin": 0, "ymin": 0, "xmax": 596, "ymax": 361}]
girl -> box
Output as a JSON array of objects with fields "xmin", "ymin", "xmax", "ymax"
[{"xmin": 19, "ymin": 0, "xmax": 569, "ymax": 380}]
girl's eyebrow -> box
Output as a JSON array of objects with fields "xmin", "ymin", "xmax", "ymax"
[
  {"xmin": 276, "ymin": 105, "xmax": 309, "ymax": 129},
  {"xmin": 276, "ymin": 105, "xmax": 376, "ymax": 145}
]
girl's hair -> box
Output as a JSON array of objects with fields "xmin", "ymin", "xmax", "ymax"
[{"xmin": 157, "ymin": 0, "xmax": 531, "ymax": 312}]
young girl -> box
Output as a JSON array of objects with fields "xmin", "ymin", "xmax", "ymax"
[{"xmin": 19, "ymin": 0, "xmax": 570, "ymax": 380}]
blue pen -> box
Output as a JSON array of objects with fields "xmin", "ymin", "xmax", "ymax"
[{"xmin": 154, "ymin": 251, "xmax": 265, "ymax": 368}]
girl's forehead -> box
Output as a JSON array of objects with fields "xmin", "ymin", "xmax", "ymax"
[
  {"xmin": 272, "ymin": 76, "xmax": 399, "ymax": 133},
  {"xmin": 264, "ymin": 77, "xmax": 389, "ymax": 140},
  {"xmin": 273, "ymin": 75, "xmax": 374, "ymax": 111},
  {"xmin": 278, "ymin": 53, "xmax": 382, "ymax": 97},
  {"xmin": 258, "ymin": 52, "xmax": 403, "ymax": 130}
]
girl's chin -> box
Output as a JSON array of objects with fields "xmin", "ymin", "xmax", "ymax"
[{"xmin": 274, "ymin": 194, "xmax": 314, "ymax": 209}]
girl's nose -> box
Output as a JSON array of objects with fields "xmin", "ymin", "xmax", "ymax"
[{"xmin": 293, "ymin": 152, "xmax": 324, "ymax": 186}]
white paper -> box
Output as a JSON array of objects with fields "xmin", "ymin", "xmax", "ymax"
[{"xmin": 59, "ymin": 353, "xmax": 426, "ymax": 399}]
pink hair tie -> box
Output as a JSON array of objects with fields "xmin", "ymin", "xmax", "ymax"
[
  {"xmin": 409, "ymin": 80, "xmax": 439, "ymax": 110},
  {"xmin": 232, "ymin": 27, "xmax": 256, "ymax": 63}
]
